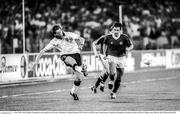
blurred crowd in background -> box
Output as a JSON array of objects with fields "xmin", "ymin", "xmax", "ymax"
[{"xmin": 0, "ymin": 0, "xmax": 180, "ymax": 54}]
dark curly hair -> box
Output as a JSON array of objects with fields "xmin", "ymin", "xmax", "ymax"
[
  {"xmin": 52, "ymin": 24, "xmax": 63, "ymax": 36},
  {"xmin": 110, "ymin": 22, "xmax": 122, "ymax": 31}
]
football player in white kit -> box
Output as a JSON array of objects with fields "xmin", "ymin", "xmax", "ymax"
[{"xmin": 32, "ymin": 24, "xmax": 87, "ymax": 100}]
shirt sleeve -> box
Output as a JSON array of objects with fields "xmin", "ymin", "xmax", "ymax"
[
  {"xmin": 66, "ymin": 32, "xmax": 84, "ymax": 45},
  {"xmin": 124, "ymin": 35, "xmax": 132, "ymax": 47},
  {"xmin": 67, "ymin": 32, "xmax": 80, "ymax": 39},
  {"xmin": 43, "ymin": 39, "xmax": 55, "ymax": 51},
  {"xmin": 103, "ymin": 36, "xmax": 108, "ymax": 45},
  {"xmin": 95, "ymin": 36, "xmax": 104, "ymax": 45}
]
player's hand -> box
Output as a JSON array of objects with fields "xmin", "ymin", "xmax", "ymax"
[
  {"xmin": 100, "ymin": 54, "xmax": 107, "ymax": 60},
  {"xmin": 82, "ymin": 64, "xmax": 88, "ymax": 77},
  {"xmin": 95, "ymin": 54, "xmax": 99, "ymax": 58},
  {"xmin": 103, "ymin": 56, "xmax": 107, "ymax": 60},
  {"xmin": 126, "ymin": 47, "xmax": 129, "ymax": 51},
  {"xmin": 78, "ymin": 44, "xmax": 84, "ymax": 50}
]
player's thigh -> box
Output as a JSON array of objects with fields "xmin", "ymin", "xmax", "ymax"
[
  {"xmin": 100, "ymin": 68, "xmax": 107, "ymax": 76},
  {"xmin": 99, "ymin": 54, "xmax": 109, "ymax": 71},
  {"xmin": 100, "ymin": 60, "xmax": 109, "ymax": 74},
  {"xmin": 103, "ymin": 59, "xmax": 110, "ymax": 73},
  {"xmin": 62, "ymin": 53, "xmax": 82, "ymax": 67},
  {"xmin": 116, "ymin": 67, "xmax": 124, "ymax": 81},
  {"xmin": 109, "ymin": 62, "xmax": 117, "ymax": 75},
  {"xmin": 116, "ymin": 57, "xmax": 126, "ymax": 68},
  {"xmin": 64, "ymin": 56, "xmax": 77, "ymax": 66}
]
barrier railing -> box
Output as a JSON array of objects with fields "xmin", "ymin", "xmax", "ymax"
[{"xmin": 0, "ymin": 49, "xmax": 180, "ymax": 83}]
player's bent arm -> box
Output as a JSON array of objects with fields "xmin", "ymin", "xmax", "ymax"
[
  {"xmin": 78, "ymin": 37, "xmax": 85, "ymax": 50},
  {"xmin": 79, "ymin": 37, "xmax": 85, "ymax": 45},
  {"xmin": 103, "ymin": 44, "xmax": 107, "ymax": 57},
  {"xmin": 34, "ymin": 43, "xmax": 54, "ymax": 66},
  {"xmin": 126, "ymin": 40, "xmax": 134, "ymax": 51},
  {"xmin": 74, "ymin": 36, "xmax": 85, "ymax": 50}
]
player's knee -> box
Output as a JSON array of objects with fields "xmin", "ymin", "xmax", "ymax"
[
  {"xmin": 116, "ymin": 68, "xmax": 124, "ymax": 82},
  {"xmin": 104, "ymin": 72, "xmax": 109, "ymax": 79},
  {"xmin": 117, "ymin": 68, "xmax": 124, "ymax": 76},
  {"xmin": 109, "ymin": 74, "xmax": 115, "ymax": 81},
  {"xmin": 103, "ymin": 72, "xmax": 109, "ymax": 82},
  {"xmin": 73, "ymin": 64, "xmax": 81, "ymax": 72},
  {"xmin": 110, "ymin": 71, "xmax": 115, "ymax": 77},
  {"xmin": 105, "ymin": 72, "xmax": 109, "ymax": 76},
  {"xmin": 109, "ymin": 67, "xmax": 116, "ymax": 75},
  {"xmin": 74, "ymin": 79, "xmax": 81, "ymax": 86},
  {"xmin": 116, "ymin": 75, "xmax": 121, "ymax": 83},
  {"xmin": 72, "ymin": 64, "xmax": 77, "ymax": 70}
]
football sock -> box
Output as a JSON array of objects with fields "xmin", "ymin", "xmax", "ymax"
[
  {"xmin": 112, "ymin": 79, "xmax": 120, "ymax": 93},
  {"xmin": 95, "ymin": 76, "xmax": 103, "ymax": 88},
  {"xmin": 112, "ymin": 68, "xmax": 123, "ymax": 93},
  {"xmin": 109, "ymin": 74, "xmax": 115, "ymax": 81},
  {"xmin": 103, "ymin": 72, "xmax": 109, "ymax": 82}
]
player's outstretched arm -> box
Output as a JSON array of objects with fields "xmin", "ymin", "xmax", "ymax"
[
  {"xmin": 31, "ymin": 42, "xmax": 54, "ymax": 69},
  {"xmin": 34, "ymin": 49, "xmax": 45, "ymax": 65},
  {"xmin": 29, "ymin": 49, "xmax": 46, "ymax": 70}
]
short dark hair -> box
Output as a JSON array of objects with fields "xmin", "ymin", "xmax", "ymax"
[
  {"xmin": 52, "ymin": 24, "xmax": 62, "ymax": 35},
  {"xmin": 110, "ymin": 22, "xmax": 122, "ymax": 31}
]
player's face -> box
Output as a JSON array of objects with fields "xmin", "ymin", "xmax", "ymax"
[
  {"xmin": 55, "ymin": 28, "xmax": 63, "ymax": 38},
  {"xmin": 111, "ymin": 27, "xmax": 121, "ymax": 37}
]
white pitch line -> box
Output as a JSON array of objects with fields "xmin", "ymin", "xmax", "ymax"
[
  {"xmin": 0, "ymin": 81, "xmax": 46, "ymax": 88},
  {"xmin": 122, "ymin": 76, "xmax": 178, "ymax": 85},
  {"xmin": 0, "ymin": 89, "xmax": 66, "ymax": 99},
  {"xmin": 0, "ymin": 76, "xmax": 179, "ymax": 99}
]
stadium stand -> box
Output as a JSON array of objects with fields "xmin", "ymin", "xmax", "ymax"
[{"xmin": 0, "ymin": 0, "xmax": 180, "ymax": 53}]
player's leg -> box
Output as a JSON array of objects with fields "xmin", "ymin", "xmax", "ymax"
[
  {"xmin": 70, "ymin": 70, "xmax": 83, "ymax": 100},
  {"xmin": 99, "ymin": 71, "xmax": 109, "ymax": 92},
  {"xmin": 99, "ymin": 59, "xmax": 110, "ymax": 92},
  {"xmin": 110, "ymin": 57, "xmax": 126, "ymax": 99},
  {"xmin": 108, "ymin": 61, "xmax": 117, "ymax": 90},
  {"xmin": 91, "ymin": 68, "xmax": 106, "ymax": 93},
  {"xmin": 91, "ymin": 56, "xmax": 109, "ymax": 93},
  {"xmin": 61, "ymin": 54, "xmax": 87, "ymax": 77},
  {"xmin": 111, "ymin": 67, "xmax": 124, "ymax": 99},
  {"xmin": 61, "ymin": 54, "xmax": 84, "ymax": 100}
]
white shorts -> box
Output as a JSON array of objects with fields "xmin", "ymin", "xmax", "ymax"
[{"xmin": 107, "ymin": 55, "xmax": 126, "ymax": 68}]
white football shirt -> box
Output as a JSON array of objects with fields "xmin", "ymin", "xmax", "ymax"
[{"xmin": 43, "ymin": 32, "xmax": 84, "ymax": 55}]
